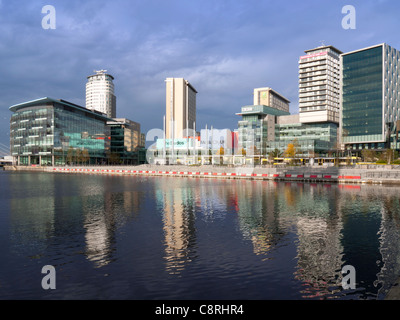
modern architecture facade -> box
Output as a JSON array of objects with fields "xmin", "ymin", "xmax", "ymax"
[
  {"xmin": 86, "ymin": 70, "xmax": 117, "ymax": 118},
  {"xmin": 299, "ymin": 45, "xmax": 342, "ymax": 124},
  {"xmin": 107, "ymin": 118, "xmax": 146, "ymax": 164},
  {"xmin": 341, "ymin": 43, "xmax": 400, "ymax": 152},
  {"xmin": 236, "ymin": 106, "xmax": 338, "ymax": 159},
  {"xmin": 10, "ymin": 97, "xmax": 111, "ymax": 166},
  {"xmin": 236, "ymin": 105, "xmax": 290, "ymax": 156},
  {"xmin": 9, "ymin": 97, "xmax": 147, "ymax": 166},
  {"xmin": 165, "ymin": 78, "xmax": 197, "ymax": 140},
  {"xmin": 253, "ymin": 87, "xmax": 290, "ymax": 112}
]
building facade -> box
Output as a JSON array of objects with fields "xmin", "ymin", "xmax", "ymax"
[
  {"xmin": 86, "ymin": 70, "xmax": 117, "ymax": 118},
  {"xmin": 107, "ymin": 118, "xmax": 146, "ymax": 165},
  {"xmin": 165, "ymin": 78, "xmax": 197, "ymax": 139},
  {"xmin": 253, "ymin": 87, "xmax": 290, "ymax": 112},
  {"xmin": 299, "ymin": 45, "xmax": 342, "ymax": 124},
  {"xmin": 236, "ymin": 105, "xmax": 290, "ymax": 156},
  {"xmin": 10, "ymin": 97, "xmax": 111, "ymax": 166},
  {"xmin": 341, "ymin": 43, "xmax": 400, "ymax": 153}
]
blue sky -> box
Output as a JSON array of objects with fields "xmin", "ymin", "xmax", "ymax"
[{"xmin": 1, "ymin": 0, "xmax": 400, "ymax": 151}]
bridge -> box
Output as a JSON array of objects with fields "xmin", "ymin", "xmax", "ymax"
[{"xmin": 0, "ymin": 143, "xmax": 12, "ymax": 166}]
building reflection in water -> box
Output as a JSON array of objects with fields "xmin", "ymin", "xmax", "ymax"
[
  {"xmin": 82, "ymin": 178, "xmax": 143, "ymax": 268},
  {"xmin": 8, "ymin": 173, "xmax": 145, "ymax": 269},
  {"xmin": 155, "ymin": 177, "xmax": 197, "ymax": 275},
  {"xmin": 235, "ymin": 180, "xmax": 286, "ymax": 257},
  {"xmin": 8, "ymin": 173, "xmax": 57, "ymax": 257},
  {"xmin": 7, "ymin": 172, "xmax": 400, "ymax": 299},
  {"xmin": 290, "ymin": 184, "xmax": 344, "ymax": 299}
]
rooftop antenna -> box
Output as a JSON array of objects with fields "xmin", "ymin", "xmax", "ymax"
[{"xmin": 319, "ymin": 40, "xmax": 326, "ymax": 47}]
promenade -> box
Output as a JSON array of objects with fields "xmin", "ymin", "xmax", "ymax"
[{"xmin": 5, "ymin": 163, "xmax": 400, "ymax": 185}]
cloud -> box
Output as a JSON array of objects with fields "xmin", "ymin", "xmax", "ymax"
[{"xmin": 2, "ymin": 0, "xmax": 400, "ymax": 146}]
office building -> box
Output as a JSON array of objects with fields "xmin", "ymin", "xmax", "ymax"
[
  {"xmin": 253, "ymin": 87, "xmax": 290, "ymax": 112},
  {"xmin": 107, "ymin": 118, "xmax": 146, "ymax": 165},
  {"xmin": 10, "ymin": 97, "xmax": 111, "ymax": 166},
  {"xmin": 9, "ymin": 97, "xmax": 147, "ymax": 166},
  {"xmin": 165, "ymin": 78, "xmax": 197, "ymax": 139},
  {"xmin": 86, "ymin": 70, "xmax": 117, "ymax": 118},
  {"xmin": 236, "ymin": 106, "xmax": 337, "ymax": 160},
  {"xmin": 341, "ymin": 43, "xmax": 400, "ymax": 152},
  {"xmin": 236, "ymin": 105, "xmax": 290, "ymax": 156},
  {"xmin": 299, "ymin": 45, "xmax": 342, "ymax": 124}
]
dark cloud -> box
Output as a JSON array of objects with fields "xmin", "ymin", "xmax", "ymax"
[{"xmin": 1, "ymin": 0, "xmax": 400, "ymax": 148}]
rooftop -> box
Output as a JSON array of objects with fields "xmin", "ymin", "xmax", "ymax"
[{"xmin": 9, "ymin": 97, "xmax": 113, "ymax": 121}]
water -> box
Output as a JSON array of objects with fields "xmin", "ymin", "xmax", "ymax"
[{"xmin": 1, "ymin": 170, "xmax": 400, "ymax": 300}]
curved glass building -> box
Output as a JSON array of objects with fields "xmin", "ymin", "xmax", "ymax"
[{"xmin": 9, "ymin": 97, "xmax": 111, "ymax": 166}]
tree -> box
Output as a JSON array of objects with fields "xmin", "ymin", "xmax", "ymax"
[
  {"xmin": 361, "ymin": 149, "xmax": 376, "ymax": 163},
  {"xmin": 217, "ymin": 147, "xmax": 224, "ymax": 165},
  {"xmin": 284, "ymin": 143, "xmax": 296, "ymax": 158},
  {"xmin": 268, "ymin": 148, "xmax": 282, "ymax": 160},
  {"xmin": 81, "ymin": 149, "xmax": 90, "ymax": 165},
  {"xmin": 75, "ymin": 149, "xmax": 82, "ymax": 165},
  {"xmin": 109, "ymin": 152, "xmax": 121, "ymax": 165},
  {"xmin": 67, "ymin": 147, "xmax": 75, "ymax": 165}
]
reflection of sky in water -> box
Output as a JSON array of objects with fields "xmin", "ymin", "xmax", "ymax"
[{"xmin": 2, "ymin": 171, "xmax": 400, "ymax": 299}]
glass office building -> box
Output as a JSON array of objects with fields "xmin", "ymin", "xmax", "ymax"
[
  {"xmin": 236, "ymin": 105, "xmax": 338, "ymax": 157},
  {"xmin": 107, "ymin": 118, "xmax": 147, "ymax": 165},
  {"xmin": 273, "ymin": 122, "xmax": 338, "ymax": 155},
  {"xmin": 236, "ymin": 105, "xmax": 290, "ymax": 154},
  {"xmin": 10, "ymin": 97, "xmax": 111, "ymax": 166},
  {"xmin": 341, "ymin": 43, "xmax": 400, "ymax": 152}
]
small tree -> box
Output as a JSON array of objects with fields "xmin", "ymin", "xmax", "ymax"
[
  {"xmin": 284, "ymin": 143, "xmax": 296, "ymax": 158},
  {"xmin": 361, "ymin": 149, "xmax": 376, "ymax": 163},
  {"xmin": 75, "ymin": 149, "xmax": 82, "ymax": 165},
  {"xmin": 268, "ymin": 148, "xmax": 282, "ymax": 160},
  {"xmin": 81, "ymin": 149, "xmax": 90, "ymax": 165},
  {"xmin": 67, "ymin": 147, "xmax": 75, "ymax": 165},
  {"xmin": 216, "ymin": 146, "xmax": 225, "ymax": 165}
]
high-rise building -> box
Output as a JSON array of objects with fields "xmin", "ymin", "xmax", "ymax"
[
  {"xmin": 253, "ymin": 87, "xmax": 290, "ymax": 112},
  {"xmin": 86, "ymin": 70, "xmax": 116, "ymax": 118},
  {"xmin": 299, "ymin": 45, "xmax": 342, "ymax": 124},
  {"xmin": 165, "ymin": 78, "xmax": 197, "ymax": 139},
  {"xmin": 341, "ymin": 43, "xmax": 400, "ymax": 152}
]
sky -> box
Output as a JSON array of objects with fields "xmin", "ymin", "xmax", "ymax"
[{"xmin": 1, "ymin": 0, "xmax": 400, "ymax": 153}]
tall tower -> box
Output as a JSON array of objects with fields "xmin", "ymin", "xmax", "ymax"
[
  {"xmin": 165, "ymin": 78, "xmax": 197, "ymax": 139},
  {"xmin": 86, "ymin": 70, "xmax": 116, "ymax": 118},
  {"xmin": 298, "ymin": 45, "xmax": 342, "ymax": 124},
  {"xmin": 341, "ymin": 43, "xmax": 400, "ymax": 151}
]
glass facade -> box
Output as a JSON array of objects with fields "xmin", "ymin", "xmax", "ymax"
[
  {"xmin": 10, "ymin": 98, "xmax": 110, "ymax": 165},
  {"xmin": 276, "ymin": 122, "xmax": 338, "ymax": 144},
  {"xmin": 108, "ymin": 119, "xmax": 146, "ymax": 165},
  {"xmin": 237, "ymin": 104, "xmax": 338, "ymax": 157},
  {"xmin": 342, "ymin": 45, "xmax": 383, "ymax": 144}
]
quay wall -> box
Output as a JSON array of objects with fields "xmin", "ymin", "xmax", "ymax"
[{"xmin": 4, "ymin": 164, "xmax": 400, "ymax": 185}]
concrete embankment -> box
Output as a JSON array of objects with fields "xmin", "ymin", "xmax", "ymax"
[{"xmin": 4, "ymin": 164, "xmax": 400, "ymax": 185}]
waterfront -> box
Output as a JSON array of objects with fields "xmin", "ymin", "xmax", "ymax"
[{"xmin": 1, "ymin": 170, "xmax": 400, "ymax": 300}]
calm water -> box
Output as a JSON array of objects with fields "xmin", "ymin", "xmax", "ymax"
[{"xmin": 1, "ymin": 170, "xmax": 400, "ymax": 300}]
